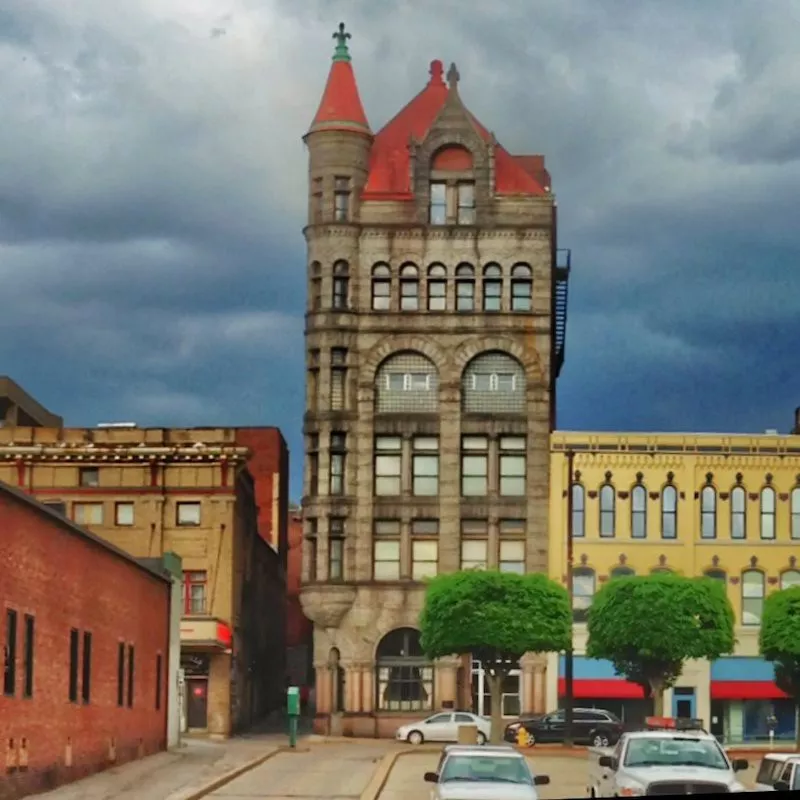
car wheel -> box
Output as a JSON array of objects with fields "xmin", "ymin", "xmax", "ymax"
[
  {"xmin": 407, "ymin": 730, "xmax": 424, "ymax": 745},
  {"xmin": 476, "ymin": 731, "xmax": 487, "ymax": 745},
  {"xmin": 591, "ymin": 731, "xmax": 611, "ymax": 748},
  {"xmin": 527, "ymin": 731, "xmax": 536, "ymax": 746}
]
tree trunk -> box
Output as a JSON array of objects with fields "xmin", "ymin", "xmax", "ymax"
[
  {"xmin": 486, "ymin": 671, "xmax": 505, "ymax": 744},
  {"xmin": 649, "ymin": 678, "xmax": 666, "ymax": 717}
]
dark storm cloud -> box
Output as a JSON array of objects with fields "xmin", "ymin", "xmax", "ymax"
[{"xmin": 2, "ymin": 0, "xmax": 800, "ymax": 497}]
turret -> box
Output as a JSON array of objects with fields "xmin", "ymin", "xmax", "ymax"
[{"xmin": 303, "ymin": 23, "xmax": 373, "ymax": 226}]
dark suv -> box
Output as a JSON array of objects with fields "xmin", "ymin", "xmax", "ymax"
[{"xmin": 504, "ymin": 707, "xmax": 624, "ymax": 747}]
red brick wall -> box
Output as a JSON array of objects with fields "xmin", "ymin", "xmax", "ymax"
[
  {"xmin": 0, "ymin": 493, "xmax": 170, "ymax": 800},
  {"xmin": 234, "ymin": 428, "xmax": 289, "ymax": 559},
  {"xmin": 286, "ymin": 511, "xmax": 312, "ymax": 649}
]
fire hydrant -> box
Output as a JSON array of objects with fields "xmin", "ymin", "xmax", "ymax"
[{"xmin": 516, "ymin": 727, "xmax": 530, "ymax": 748}]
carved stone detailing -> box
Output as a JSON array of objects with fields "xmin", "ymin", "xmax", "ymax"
[{"xmin": 300, "ymin": 584, "xmax": 356, "ymax": 628}]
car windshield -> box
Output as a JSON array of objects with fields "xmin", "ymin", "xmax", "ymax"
[
  {"xmin": 441, "ymin": 755, "xmax": 533, "ymax": 784},
  {"xmin": 624, "ymin": 737, "xmax": 729, "ymax": 770},
  {"xmin": 792, "ymin": 765, "xmax": 800, "ymax": 790}
]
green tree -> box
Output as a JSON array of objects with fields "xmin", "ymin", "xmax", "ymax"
[
  {"xmin": 586, "ymin": 573, "xmax": 735, "ymax": 716},
  {"xmin": 759, "ymin": 585, "xmax": 800, "ymax": 748},
  {"xmin": 419, "ymin": 570, "xmax": 570, "ymax": 743}
]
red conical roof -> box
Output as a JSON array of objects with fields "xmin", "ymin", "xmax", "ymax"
[{"xmin": 307, "ymin": 24, "xmax": 371, "ymax": 137}]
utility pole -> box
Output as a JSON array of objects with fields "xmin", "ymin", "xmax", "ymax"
[{"xmin": 563, "ymin": 447, "xmax": 575, "ymax": 747}]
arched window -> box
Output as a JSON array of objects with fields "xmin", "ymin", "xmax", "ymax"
[
  {"xmin": 375, "ymin": 352, "xmax": 438, "ymax": 414},
  {"xmin": 371, "ymin": 263, "xmax": 391, "ymax": 311},
  {"xmin": 455, "ymin": 264, "xmax": 475, "ymax": 311},
  {"xmin": 427, "ymin": 264, "xmax": 447, "ymax": 311},
  {"xmin": 701, "ymin": 486, "xmax": 717, "ymax": 539},
  {"xmin": 332, "ymin": 260, "xmax": 349, "ymax": 310},
  {"xmin": 375, "ymin": 628, "xmax": 433, "ymax": 712},
  {"xmin": 572, "ymin": 567, "xmax": 595, "ymax": 623},
  {"xmin": 741, "ymin": 570, "xmax": 765, "ymax": 626},
  {"xmin": 631, "ymin": 484, "xmax": 647, "ymax": 539},
  {"xmin": 400, "ymin": 264, "xmax": 419, "ymax": 311},
  {"xmin": 730, "ymin": 486, "xmax": 746, "ymax": 540},
  {"xmin": 661, "ymin": 485, "xmax": 677, "ymax": 540},
  {"xmin": 510, "ymin": 264, "xmax": 532, "ymax": 312},
  {"xmin": 780, "ymin": 569, "xmax": 800, "ymax": 590},
  {"xmin": 571, "ymin": 483, "xmax": 585, "ymax": 538},
  {"xmin": 461, "ymin": 352, "xmax": 525, "ymax": 414},
  {"xmin": 610, "ymin": 565, "xmax": 635, "ymax": 578},
  {"xmin": 482, "ymin": 264, "xmax": 502, "ymax": 311},
  {"xmin": 704, "ymin": 568, "xmax": 727, "ymax": 583},
  {"xmin": 599, "ymin": 482, "xmax": 615, "ymax": 538},
  {"xmin": 310, "ymin": 261, "xmax": 322, "ymax": 311},
  {"xmin": 792, "ymin": 487, "xmax": 800, "ymax": 540},
  {"xmin": 760, "ymin": 487, "xmax": 776, "ymax": 540}
]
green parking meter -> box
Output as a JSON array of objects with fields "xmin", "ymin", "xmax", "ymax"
[{"xmin": 287, "ymin": 686, "xmax": 300, "ymax": 748}]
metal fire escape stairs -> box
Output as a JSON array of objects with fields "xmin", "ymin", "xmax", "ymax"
[{"xmin": 553, "ymin": 248, "xmax": 571, "ymax": 378}]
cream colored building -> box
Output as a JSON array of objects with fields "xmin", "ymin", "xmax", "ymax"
[
  {"xmin": 548, "ymin": 430, "xmax": 800, "ymax": 743},
  {"xmin": 0, "ymin": 423, "xmax": 285, "ymax": 738},
  {"xmin": 299, "ymin": 29, "xmax": 571, "ymax": 736}
]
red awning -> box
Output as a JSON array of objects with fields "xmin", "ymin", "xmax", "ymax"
[
  {"xmin": 558, "ymin": 678, "xmax": 646, "ymax": 699},
  {"xmin": 710, "ymin": 681, "xmax": 788, "ymax": 700}
]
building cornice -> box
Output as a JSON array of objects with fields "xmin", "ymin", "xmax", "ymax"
[{"xmin": 0, "ymin": 444, "xmax": 251, "ymax": 464}]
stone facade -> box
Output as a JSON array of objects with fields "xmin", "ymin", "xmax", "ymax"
[{"xmin": 300, "ymin": 40, "xmax": 569, "ymax": 736}]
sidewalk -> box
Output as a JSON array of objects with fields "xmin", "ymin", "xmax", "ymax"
[{"xmin": 31, "ymin": 734, "xmax": 287, "ymax": 800}]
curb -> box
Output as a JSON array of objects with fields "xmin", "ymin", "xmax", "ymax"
[
  {"xmin": 180, "ymin": 746, "xmax": 287, "ymax": 800},
  {"xmin": 359, "ymin": 750, "xmax": 403, "ymax": 800}
]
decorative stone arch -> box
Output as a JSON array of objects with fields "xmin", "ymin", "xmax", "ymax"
[
  {"xmin": 452, "ymin": 336, "xmax": 544, "ymax": 385},
  {"xmin": 373, "ymin": 626, "xmax": 434, "ymax": 713},
  {"xmin": 362, "ymin": 334, "xmax": 450, "ymax": 383}
]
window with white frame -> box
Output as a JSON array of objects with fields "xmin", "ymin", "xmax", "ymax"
[
  {"xmin": 572, "ymin": 567, "xmax": 595, "ymax": 622},
  {"xmin": 631, "ymin": 483, "xmax": 647, "ymax": 539},
  {"xmin": 499, "ymin": 540, "xmax": 525, "ymax": 574},
  {"xmin": 482, "ymin": 264, "xmax": 502, "ymax": 311},
  {"xmin": 329, "ymin": 432, "xmax": 346, "ymax": 495},
  {"xmin": 661, "ymin": 485, "xmax": 677, "ymax": 539},
  {"xmin": 780, "ymin": 569, "xmax": 800, "ymax": 590},
  {"xmin": 461, "ymin": 436, "xmax": 488, "ymax": 496},
  {"xmin": 455, "ymin": 264, "xmax": 475, "ymax": 311},
  {"xmin": 572, "ymin": 484, "xmax": 585, "ymax": 537},
  {"xmin": 427, "ymin": 264, "xmax": 447, "ymax": 310},
  {"xmin": 460, "ymin": 520, "xmax": 488, "ymax": 571},
  {"xmin": 760, "ymin": 486, "xmax": 776, "ymax": 540},
  {"xmin": 792, "ymin": 487, "xmax": 800, "ymax": 539},
  {"xmin": 741, "ymin": 569, "xmax": 764, "ymax": 626},
  {"xmin": 599, "ymin": 483, "xmax": 615, "ymax": 537},
  {"xmin": 462, "ymin": 351, "xmax": 526, "ymax": 414},
  {"xmin": 371, "ymin": 263, "xmax": 391, "ymax": 310},
  {"xmin": 399, "ymin": 264, "xmax": 420, "ymax": 310},
  {"xmin": 176, "ymin": 501, "xmax": 201, "ymax": 527},
  {"xmin": 374, "ymin": 436, "xmax": 402, "ymax": 496},
  {"xmin": 375, "ymin": 351, "xmax": 438, "ymax": 414},
  {"xmin": 457, "ymin": 182, "xmax": 476, "ymax": 224},
  {"xmin": 730, "ymin": 485, "xmax": 746, "ymax": 540},
  {"xmin": 115, "ymin": 502, "xmax": 135, "ymax": 527},
  {"xmin": 499, "ymin": 436, "xmax": 526, "ymax": 496},
  {"xmin": 373, "ymin": 520, "xmax": 401, "ymax": 580},
  {"xmin": 411, "ymin": 520, "xmax": 439, "ymax": 580},
  {"xmin": 429, "ymin": 181, "xmax": 447, "ymax": 225},
  {"xmin": 701, "ymin": 485, "xmax": 717, "ymax": 539},
  {"xmin": 412, "ymin": 437, "xmax": 439, "ymax": 496},
  {"xmin": 510, "ymin": 264, "xmax": 532, "ymax": 311}
]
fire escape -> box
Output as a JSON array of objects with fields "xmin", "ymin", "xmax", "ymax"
[{"xmin": 553, "ymin": 248, "xmax": 571, "ymax": 378}]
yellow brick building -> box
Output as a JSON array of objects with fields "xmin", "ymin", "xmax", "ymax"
[
  {"xmin": 0, "ymin": 424, "xmax": 285, "ymax": 738},
  {"xmin": 547, "ymin": 431, "xmax": 800, "ymax": 744}
]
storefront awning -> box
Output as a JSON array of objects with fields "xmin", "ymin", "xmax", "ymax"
[
  {"xmin": 710, "ymin": 681, "xmax": 788, "ymax": 700},
  {"xmin": 180, "ymin": 618, "xmax": 233, "ymax": 652},
  {"xmin": 558, "ymin": 678, "xmax": 647, "ymax": 699}
]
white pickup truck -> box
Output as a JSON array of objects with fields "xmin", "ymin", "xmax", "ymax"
[{"xmin": 587, "ymin": 717, "xmax": 750, "ymax": 796}]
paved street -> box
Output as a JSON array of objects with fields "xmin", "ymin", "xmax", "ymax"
[
  {"xmin": 378, "ymin": 750, "xmax": 763, "ymax": 799},
  {"xmin": 207, "ymin": 743, "xmax": 392, "ymax": 799}
]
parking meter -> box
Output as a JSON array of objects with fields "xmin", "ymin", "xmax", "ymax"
[{"xmin": 287, "ymin": 686, "xmax": 300, "ymax": 748}]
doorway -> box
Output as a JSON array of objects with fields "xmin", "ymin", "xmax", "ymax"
[
  {"xmin": 672, "ymin": 686, "xmax": 696, "ymax": 720},
  {"xmin": 186, "ymin": 678, "xmax": 209, "ymax": 729},
  {"xmin": 470, "ymin": 658, "xmax": 521, "ymax": 717}
]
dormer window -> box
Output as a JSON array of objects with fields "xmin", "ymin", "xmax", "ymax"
[
  {"xmin": 334, "ymin": 177, "xmax": 350, "ymax": 222},
  {"xmin": 457, "ymin": 182, "xmax": 475, "ymax": 224},
  {"xmin": 428, "ymin": 145, "xmax": 475, "ymax": 225},
  {"xmin": 429, "ymin": 182, "xmax": 447, "ymax": 224}
]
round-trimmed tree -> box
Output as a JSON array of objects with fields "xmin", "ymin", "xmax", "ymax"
[
  {"xmin": 419, "ymin": 570, "xmax": 570, "ymax": 743},
  {"xmin": 586, "ymin": 572, "xmax": 734, "ymax": 716},
  {"xmin": 760, "ymin": 585, "xmax": 800, "ymax": 748}
]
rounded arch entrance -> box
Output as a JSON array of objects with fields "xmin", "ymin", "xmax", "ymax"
[{"xmin": 375, "ymin": 628, "xmax": 434, "ymax": 713}]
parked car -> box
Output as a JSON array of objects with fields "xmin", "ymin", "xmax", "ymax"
[
  {"xmin": 754, "ymin": 753, "xmax": 800, "ymax": 792},
  {"xmin": 395, "ymin": 711, "xmax": 491, "ymax": 744},
  {"xmin": 504, "ymin": 707, "xmax": 624, "ymax": 747},
  {"xmin": 424, "ymin": 744, "xmax": 550, "ymax": 799}
]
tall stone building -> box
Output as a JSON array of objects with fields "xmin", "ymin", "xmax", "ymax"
[{"xmin": 299, "ymin": 25, "xmax": 571, "ymax": 736}]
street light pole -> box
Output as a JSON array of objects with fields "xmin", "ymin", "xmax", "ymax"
[{"xmin": 563, "ymin": 447, "xmax": 575, "ymax": 747}]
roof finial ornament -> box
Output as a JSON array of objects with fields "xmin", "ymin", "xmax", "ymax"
[
  {"xmin": 429, "ymin": 59, "xmax": 444, "ymax": 85},
  {"xmin": 332, "ymin": 22, "xmax": 351, "ymax": 62},
  {"xmin": 447, "ymin": 62, "xmax": 460, "ymax": 91}
]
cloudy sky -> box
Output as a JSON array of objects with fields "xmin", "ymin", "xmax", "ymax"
[{"xmin": 2, "ymin": 0, "xmax": 800, "ymax": 498}]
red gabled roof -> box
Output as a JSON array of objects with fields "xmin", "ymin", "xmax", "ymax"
[{"xmin": 362, "ymin": 60, "xmax": 547, "ymax": 199}]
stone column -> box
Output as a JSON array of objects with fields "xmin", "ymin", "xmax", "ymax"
[
  {"xmin": 315, "ymin": 663, "xmax": 331, "ymax": 714},
  {"xmin": 435, "ymin": 656, "xmax": 461, "ymax": 709},
  {"xmin": 520, "ymin": 653, "xmax": 547, "ymax": 714},
  {"xmin": 438, "ymin": 380, "xmax": 461, "ymax": 573}
]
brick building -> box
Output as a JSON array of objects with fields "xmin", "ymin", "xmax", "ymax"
[
  {"xmin": 0, "ymin": 424, "xmax": 286, "ymax": 738},
  {"xmin": 286, "ymin": 505, "xmax": 313, "ymax": 688},
  {"xmin": 1, "ymin": 481, "xmax": 172, "ymax": 800},
  {"xmin": 299, "ymin": 27, "xmax": 571, "ymax": 736}
]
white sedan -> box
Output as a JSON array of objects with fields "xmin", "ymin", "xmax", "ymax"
[{"xmin": 396, "ymin": 711, "xmax": 491, "ymax": 745}]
